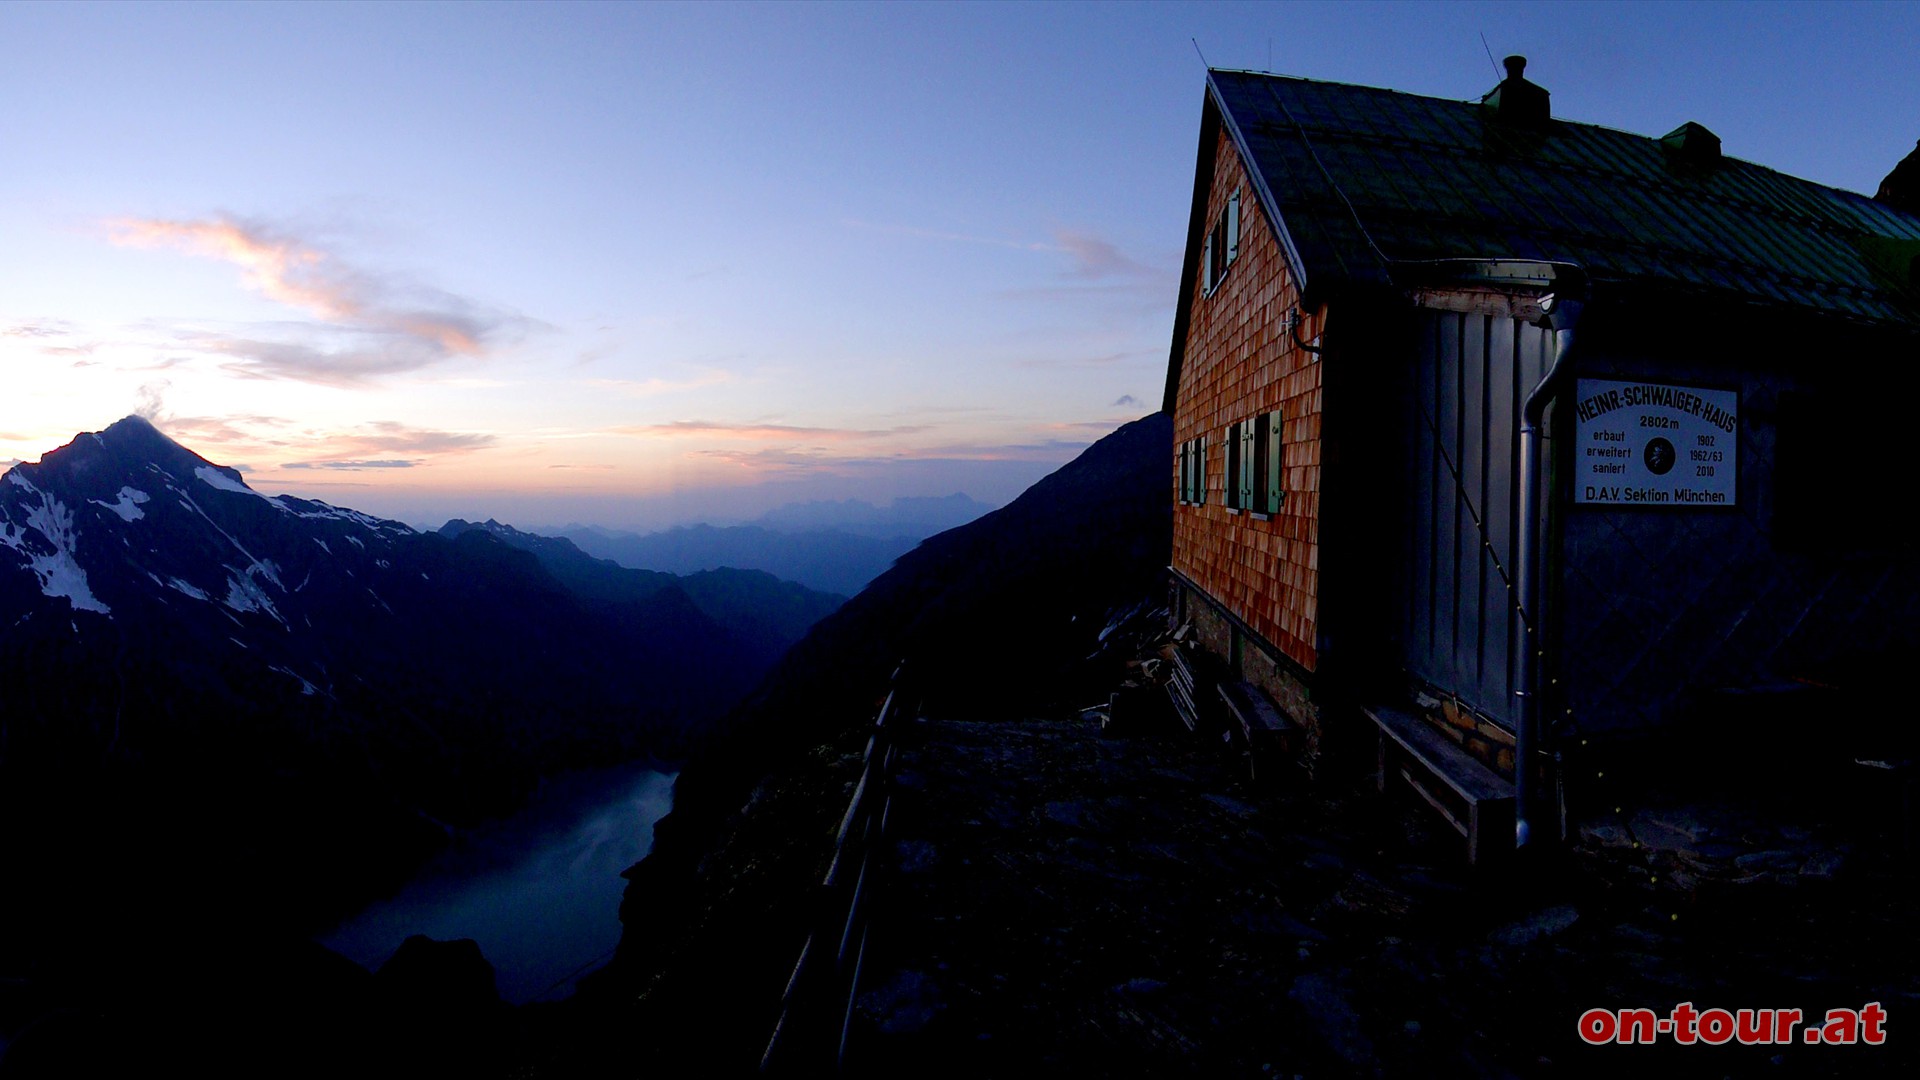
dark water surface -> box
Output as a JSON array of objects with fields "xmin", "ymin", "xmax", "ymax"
[{"xmin": 320, "ymin": 762, "xmax": 675, "ymax": 1003}]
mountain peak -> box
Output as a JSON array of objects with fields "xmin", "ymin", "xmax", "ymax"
[{"xmin": 97, "ymin": 414, "xmax": 195, "ymax": 460}]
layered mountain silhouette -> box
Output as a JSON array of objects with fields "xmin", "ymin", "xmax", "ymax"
[
  {"xmin": 439, "ymin": 517, "xmax": 844, "ymax": 677},
  {"xmin": 558, "ymin": 494, "xmax": 991, "ymax": 596},
  {"xmin": 0, "ymin": 416, "xmax": 838, "ymax": 960},
  {"xmin": 571, "ymin": 412, "xmax": 1174, "ymax": 1072}
]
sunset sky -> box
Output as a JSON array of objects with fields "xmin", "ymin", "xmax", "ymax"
[{"xmin": 4, "ymin": 1, "xmax": 1915, "ymax": 530}]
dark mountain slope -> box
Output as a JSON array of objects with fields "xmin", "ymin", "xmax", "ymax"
[
  {"xmin": 561, "ymin": 522, "xmax": 921, "ymax": 597},
  {"xmin": 561, "ymin": 413, "xmax": 1172, "ymax": 1072},
  {"xmin": 0, "ymin": 418, "xmax": 747, "ymax": 970},
  {"xmin": 440, "ymin": 518, "xmax": 845, "ymax": 676}
]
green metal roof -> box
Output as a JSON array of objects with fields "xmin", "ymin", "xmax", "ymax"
[{"xmin": 1209, "ymin": 68, "xmax": 1920, "ymax": 327}]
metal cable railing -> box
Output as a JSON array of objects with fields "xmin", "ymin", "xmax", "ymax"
[{"xmin": 760, "ymin": 662, "xmax": 910, "ymax": 1074}]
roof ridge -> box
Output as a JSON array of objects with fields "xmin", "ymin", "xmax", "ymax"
[
  {"xmin": 1205, "ymin": 69, "xmax": 1920, "ymax": 328},
  {"xmin": 1251, "ymin": 119, "xmax": 1898, "ymax": 244},
  {"xmin": 1216, "ymin": 66, "xmax": 1916, "ymax": 215}
]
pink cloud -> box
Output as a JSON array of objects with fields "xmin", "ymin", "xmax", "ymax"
[{"xmin": 103, "ymin": 215, "xmax": 533, "ymax": 383}]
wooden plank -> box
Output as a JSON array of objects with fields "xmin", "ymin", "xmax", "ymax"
[
  {"xmin": 1165, "ymin": 685, "xmax": 1197, "ymax": 732},
  {"xmin": 1217, "ymin": 678, "xmax": 1292, "ymax": 741},
  {"xmin": 1399, "ymin": 766, "xmax": 1469, "ymax": 837}
]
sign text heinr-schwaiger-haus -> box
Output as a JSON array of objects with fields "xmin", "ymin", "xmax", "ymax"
[{"xmin": 1573, "ymin": 379, "xmax": 1739, "ymax": 506}]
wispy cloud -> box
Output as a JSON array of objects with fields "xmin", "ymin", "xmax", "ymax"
[
  {"xmin": 589, "ymin": 370, "xmax": 737, "ymax": 397},
  {"xmin": 2, "ymin": 320, "xmax": 73, "ymax": 339},
  {"xmin": 842, "ymin": 218, "xmax": 1062, "ymax": 253},
  {"xmin": 613, "ymin": 420, "xmax": 928, "ymax": 441},
  {"xmin": 183, "ymin": 333, "xmax": 474, "ymax": 387},
  {"xmin": 133, "ymin": 380, "xmax": 169, "ymax": 420},
  {"xmin": 283, "ymin": 459, "xmax": 420, "ymax": 470},
  {"xmin": 1017, "ymin": 349, "xmax": 1151, "ymax": 369},
  {"xmin": 151, "ymin": 412, "xmax": 494, "ymax": 471},
  {"xmin": 1112, "ymin": 394, "xmax": 1141, "ymax": 407},
  {"xmin": 1054, "ymin": 229, "xmax": 1154, "ymax": 280},
  {"xmin": 103, "ymin": 214, "xmax": 537, "ymax": 385},
  {"xmin": 322, "ymin": 420, "xmax": 497, "ymax": 457},
  {"xmin": 692, "ymin": 437, "xmax": 1093, "ymax": 476}
]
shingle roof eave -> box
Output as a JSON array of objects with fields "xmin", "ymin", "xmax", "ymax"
[{"xmin": 1206, "ymin": 68, "xmax": 1920, "ymax": 331}]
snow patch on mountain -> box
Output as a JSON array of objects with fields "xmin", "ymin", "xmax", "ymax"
[
  {"xmin": 145, "ymin": 572, "xmax": 211, "ymax": 602},
  {"xmin": 270, "ymin": 665, "xmax": 319, "ymax": 696},
  {"xmin": 223, "ymin": 567, "xmax": 287, "ymax": 626},
  {"xmin": 1, "ymin": 474, "xmax": 110, "ymax": 615},
  {"xmin": 282, "ymin": 500, "xmax": 412, "ymax": 534},
  {"xmin": 91, "ymin": 486, "xmax": 151, "ymax": 522},
  {"xmin": 195, "ymin": 465, "xmax": 266, "ymax": 500}
]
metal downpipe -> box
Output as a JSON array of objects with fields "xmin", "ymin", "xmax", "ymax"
[{"xmin": 1515, "ymin": 293, "xmax": 1583, "ymax": 851}]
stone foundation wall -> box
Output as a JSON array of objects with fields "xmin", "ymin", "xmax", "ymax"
[
  {"xmin": 1173, "ymin": 576, "xmax": 1326, "ymax": 767},
  {"xmin": 1407, "ymin": 686, "xmax": 1516, "ymax": 778}
]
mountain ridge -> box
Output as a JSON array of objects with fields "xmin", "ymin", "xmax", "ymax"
[{"xmin": 0, "ymin": 416, "xmax": 830, "ymax": 976}]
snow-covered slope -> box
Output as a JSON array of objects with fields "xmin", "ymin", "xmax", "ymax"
[{"xmin": 0, "ymin": 416, "xmax": 748, "ymax": 816}]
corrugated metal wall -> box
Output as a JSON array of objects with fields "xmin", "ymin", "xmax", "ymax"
[{"xmin": 1401, "ymin": 309, "xmax": 1554, "ymax": 730}]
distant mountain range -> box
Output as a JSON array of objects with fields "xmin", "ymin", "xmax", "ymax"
[
  {"xmin": 0, "ymin": 416, "xmax": 841, "ymax": 970},
  {"xmin": 556, "ymin": 493, "xmax": 991, "ymax": 596},
  {"xmin": 746, "ymin": 493, "xmax": 991, "ymax": 537},
  {"xmin": 439, "ymin": 518, "xmax": 843, "ymax": 677},
  {"xmin": 585, "ymin": 413, "xmax": 1174, "ymax": 1072}
]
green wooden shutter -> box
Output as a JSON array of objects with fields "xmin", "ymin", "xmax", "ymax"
[
  {"xmin": 1196, "ymin": 435, "xmax": 1206, "ymax": 504},
  {"xmin": 1238, "ymin": 420, "xmax": 1255, "ymax": 509},
  {"xmin": 1266, "ymin": 409, "xmax": 1285, "ymax": 512},
  {"xmin": 1202, "ymin": 233, "xmax": 1214, "ymax": 295},
  {"xmin": 1227, "ymin": 190, "xmax": 1240, "ymax": 263}
]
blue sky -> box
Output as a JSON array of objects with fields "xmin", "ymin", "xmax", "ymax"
[{"xmin": 3, "ymin": 1, "xmax": 1914, "ymax": 530}]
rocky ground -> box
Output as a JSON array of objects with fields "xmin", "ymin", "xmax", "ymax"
[{"xmin": 836, "ymin": 708, "xmax": 1918, "ymax": 1078}]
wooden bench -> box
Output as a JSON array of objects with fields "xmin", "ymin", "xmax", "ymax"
[
  {"xmin": 1364, "ymin": 704, "xmax": 1515, "ymax": 865},
  {"xmin": 1217, "ymin": 678, "xmax": 1295, "ymax": 780}
]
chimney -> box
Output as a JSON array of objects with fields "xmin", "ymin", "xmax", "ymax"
[
  {"xmin": 1660, "ymin": 121, "xmax": 1722, "ymax": 168},
  {"xmin": 1481, "ymin": 55, "xmax": 1551, "ymax": 127},
  {"xmin": 1875, "ymin": 141, "xmax": 1920, "ymax": 215}
]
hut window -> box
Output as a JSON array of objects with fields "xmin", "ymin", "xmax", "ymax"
[
  {"xmin": 1263, "ymin": 407, "xmax": 1285, "ymax": 512},
  {"xmin": 1179, "ymin": 435, "xmax": 1208, "ymax": 504},
  {"xmin": 1228, "ymin": 418, "xmax": 1244, "ymax": 507},
  {"xmin": 1226, "ymin": 408, "xmax": 1284, "ymax": 513},
  {"xmin": 1202, "ymin": 189, "xmax": 1241, "ymax": 297}
]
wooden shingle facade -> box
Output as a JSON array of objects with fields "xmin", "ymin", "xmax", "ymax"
[{"xmin": 1166, "ymin": 60, "xmax": 1920, "ymax": 849}]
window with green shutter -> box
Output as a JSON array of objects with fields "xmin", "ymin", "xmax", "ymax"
[
  {"xmin": 1222, "ymin": 409, "xmax": 1287, "ymax": 513},
  {"xmin": 1201, "ymin": 189, "xmax": 1241, "ymax": 298},
  {"xmin": 1178, "ymin": 436, "xmax": 1210, "ymax": 504},
  {"xmin": 1264, "ymin": 407, "xmax": 1286, "ymax": 513}
]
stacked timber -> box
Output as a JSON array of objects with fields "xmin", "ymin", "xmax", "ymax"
[{"xmin": 1165, "ymin": 645, "xmax": 1203, "ymax": 733}]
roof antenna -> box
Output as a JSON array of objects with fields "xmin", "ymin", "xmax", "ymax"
[
  {"xmin": 1479, "ymin": 32, "xmax": 1502, "ymax": 79},
  {"xmin": 1191, "ymin": 37, "xmax": 1210, "ymax": 70}
]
